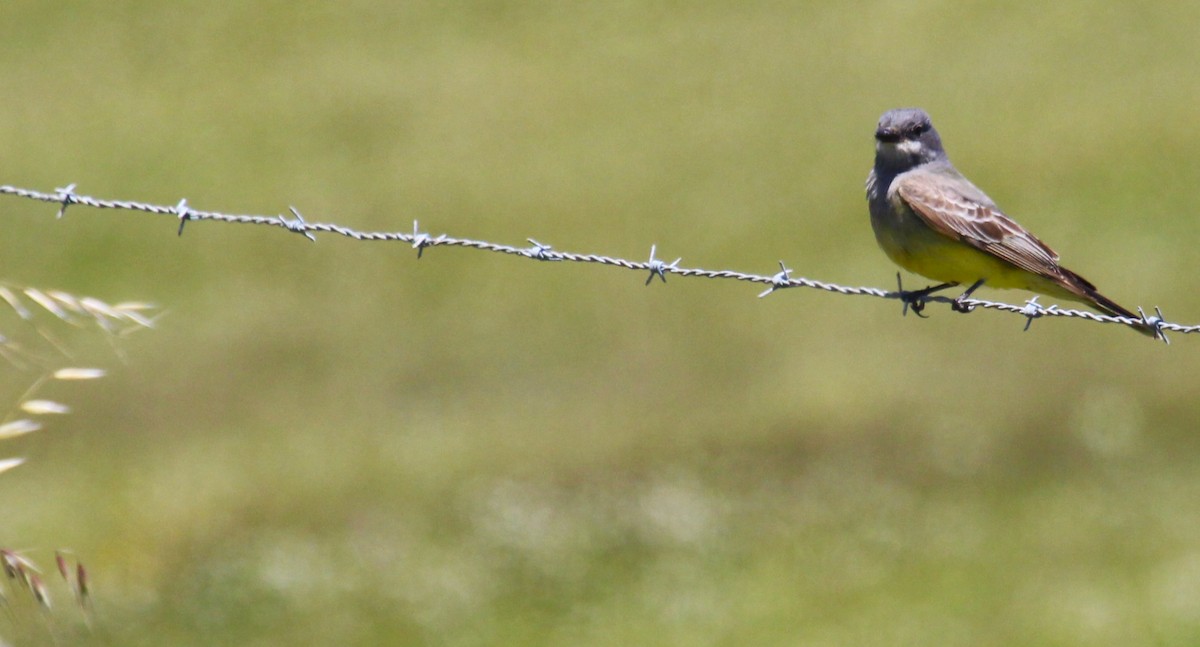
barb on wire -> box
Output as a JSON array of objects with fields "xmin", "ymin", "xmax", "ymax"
[
  {"xmin": 0, "ymin": 183, "xmax": 1190, "ymax": 340},
  {"xmin": 54, "ymin": 183, "xmax": 76, "ymax": 219},
  {"xmin": 644, "ymin": 245, "xmax": 681, "ymax": 285},
  {"xmin": 757, "ymin": 261, "xmax": 794, "ymax": 298},
  {"xmin": 281, "ymin": 207, "xmax": 316, "ymax": 242},
  {"xmin": 1020, "ymin": 297, "xmax": 1046, "ymax": 332},
  {"xmin": 174, "ymin": 198, "xmax": 190, "ymax": 236},
  {"xmin": 524, "ymin": 239, "xmax": 558, "ymax": 261},
  {"xmin": 411, "ymin": 220, "xmax": 434, "ymax": 258}
]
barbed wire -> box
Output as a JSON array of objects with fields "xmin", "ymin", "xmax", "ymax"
[{"xmin": 1, "ymin": 183, "xmax": 1191, "ymax": 342}]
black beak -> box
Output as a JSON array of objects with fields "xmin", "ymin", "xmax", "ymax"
[{"xmin": 875, "ymin": 128, "xmax": 900, "ymax": 143}]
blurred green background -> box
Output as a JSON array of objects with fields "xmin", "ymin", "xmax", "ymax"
[{"xmin": 1, "ymin": 1, "xmax": 1199, "ymax": 645}]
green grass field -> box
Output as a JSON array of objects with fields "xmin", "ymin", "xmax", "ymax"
[{"xmin": 1, "ymin": 2, "xmax": 1199, "ymax": 645}]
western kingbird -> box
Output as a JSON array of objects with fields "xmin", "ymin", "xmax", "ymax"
[{"xmin": 865, "ymin": 108, "xmax": 1153, "ymax": 336}]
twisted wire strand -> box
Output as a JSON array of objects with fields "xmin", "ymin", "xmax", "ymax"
[{"xmin": 3, "ymin": 184, "xmax": 1189, "ymax": 341}]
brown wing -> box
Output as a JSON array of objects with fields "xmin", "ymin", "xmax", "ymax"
[
  {"xmin": 895, "ymin": 170, "xmax": 1064, "ymax": 279},
  {"xmin": 894, "ymin": 168, "xmax": 1151, "ymax": 331}
]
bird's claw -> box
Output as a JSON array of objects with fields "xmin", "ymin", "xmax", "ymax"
[
  {"xmin": 896, "ymin": 277, "xmax": 955, "ymax": 318},
  {"xmin": 898, "ymin": 289, "xmax": 934, "ymax": 318}
]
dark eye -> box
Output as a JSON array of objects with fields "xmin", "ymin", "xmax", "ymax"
[{"xmin": 910, "ymin": 123, "xmax": 928, "ymax": 136}]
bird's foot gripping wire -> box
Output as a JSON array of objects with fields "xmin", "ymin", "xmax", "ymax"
[
  {"xmin": 951, "ymin": 279, "xmax": 985, "ymax": 313},
  {"xmin": 895, "ymin": 274, "xmax": 956, "ymax": 318}
]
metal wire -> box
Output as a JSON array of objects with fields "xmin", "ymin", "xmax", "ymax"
[{"xmin": 2, "ymin": 183, "xmax": 1189, "ymax": 342}]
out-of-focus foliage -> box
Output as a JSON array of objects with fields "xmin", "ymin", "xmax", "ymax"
[{"xmin": 1, "ymin": 1, "xmax": 1198, "ymax": 645}]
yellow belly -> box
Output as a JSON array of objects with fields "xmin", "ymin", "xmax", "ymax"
[
  {"xmin": 871, "ymin": 202, "xmax": 1080, "ymax": 302},
  {"xmin": 883, "ymin": 231, "xmax": 1024, "ymax": 287}
]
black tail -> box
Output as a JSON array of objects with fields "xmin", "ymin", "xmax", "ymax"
[{"xmin": 1061, "ymin": 269, "xmax": 1158, "ymax": 339}]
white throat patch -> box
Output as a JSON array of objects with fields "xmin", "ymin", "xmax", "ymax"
[{"xmin": 895, "ymin": 139, "xmax": 925, "ymax": 155}]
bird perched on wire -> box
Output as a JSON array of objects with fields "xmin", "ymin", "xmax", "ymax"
[{"xmin": 865, "ymin": 107, "xmax": 1156, "ymax": 338}]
